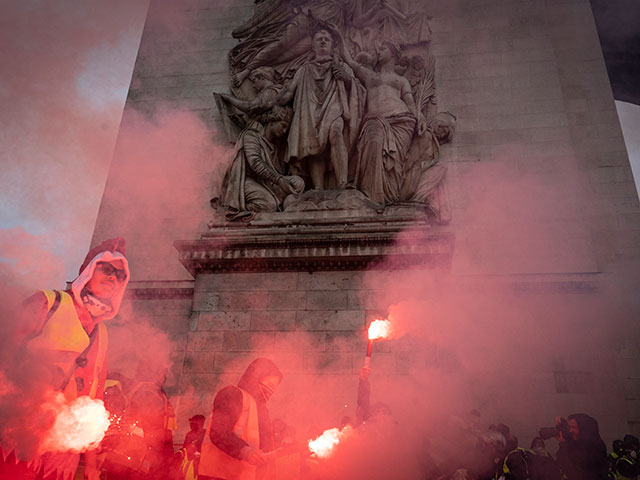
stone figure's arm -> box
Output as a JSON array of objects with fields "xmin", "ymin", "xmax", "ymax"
[
  {"xmin": 217, "ymin": 89, "xmax": 278, "ymax": 115},
  {"xmin": 244, "ymin": 133, "xmax": 284, "ymax": 184},
  {"xmin": 245, "ymin": 133, "xmax": 298, "ymax": 194},
  {"xmin": 381, "ymin": 0, "xmax": 408, "ymax": 21},
  {"xmin": 329, "ymin": 25, "xmax": 372, "ymax": 87},
  {"xmin": 277, "ymin": 72, "xmax": 298, "ymax": 105},
  {"xmin": 217, "ymin": 93, "xmax": 254, "ymax": 113},
  {"xmin": 401, "ymin": 77, "xmax": 426, "ymax": 135}
]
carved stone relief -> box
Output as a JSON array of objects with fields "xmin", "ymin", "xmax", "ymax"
[{"xmin": 212, "ymin": 0, "xmax": 456, "ymax": 224}]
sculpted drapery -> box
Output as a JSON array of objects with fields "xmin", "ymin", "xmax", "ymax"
[{"xmin": 214, "ymin": 0, "xmax": 455, "ymax": 222}]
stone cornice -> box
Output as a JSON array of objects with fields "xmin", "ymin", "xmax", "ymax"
[{"xmin": 175, "ymin": 211, "xmax": 455, "ymax": 275}]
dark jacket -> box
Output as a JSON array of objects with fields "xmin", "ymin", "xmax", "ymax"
[
  {"xmin": 209, "ymin": 358, "xmax": 282, "ymax": 459},
  {"xmin": 556, "ymin": 414, "xmax": 608, "ymax": 480}
]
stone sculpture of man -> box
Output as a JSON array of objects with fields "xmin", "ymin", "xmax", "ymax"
[
  {"xmin": 277, "ymin": 27, "xmax": 364, "ymax": 190},
  {"xmin": 218, "ymin": 105, "xmax": 304, "ymax": 220}
]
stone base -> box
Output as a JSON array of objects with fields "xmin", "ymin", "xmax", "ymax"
[{"xmin": 176, "ymin": 206, "xmax": 454, "ymax": 274}]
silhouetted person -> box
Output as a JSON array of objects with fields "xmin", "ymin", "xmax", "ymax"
[
  {"xmin": 555, "ymin": 413, "xmax": 608, "ymax": 480},
  {"xmin": 199, "ymin": 358, "xmax": 283, "ymax": 480}
]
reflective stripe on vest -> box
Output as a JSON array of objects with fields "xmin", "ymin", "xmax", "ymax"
[
  {"xmin": 27, "ymin": 290, "xmax": 107, "ymax": 400},
  {"xmin": 199, "ymin": 388, "xmax": 259, "ymax": 480},
  {"xmin": 615, "ymin": 456, "xmax": 637, "ymax": 480}
]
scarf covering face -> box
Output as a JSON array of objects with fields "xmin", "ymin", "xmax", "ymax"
[
  {"xmin": 237, "ymin": 358, "xmax": 283, "ymax": 452},
  {"xmin": 71, "ymin": 240, "xmax": 130, "ymax": 321}
]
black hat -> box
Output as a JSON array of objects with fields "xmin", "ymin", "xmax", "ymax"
[{"xmin": 189, "ymin": 414, "xmax": 205, "ymax": 422}]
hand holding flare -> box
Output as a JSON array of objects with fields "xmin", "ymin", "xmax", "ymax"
[{"xmin": 364, "ymin": 319, "xmax": 393, "ymax": 368}]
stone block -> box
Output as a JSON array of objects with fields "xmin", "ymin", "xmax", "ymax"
[
  {"xmin": 267, "ymin": 291, "xmax": 307, "ymax": 310},
  {"xmin": 179, "ymin": 373, "xmax": 219, "ymax": 394},
  {"xmin": 325, "ymin": 331, "xmax": 368, "ymax": 353},
  {"xmin": 251, "ymin": 311, "xmax": 298, "ymax": 331},
  {"xmin": 270, "ymin": 353, "xmax": 306, "ymax": 374},
  {"xmin": 297, "ymin": 271, "xmax": 365, "ymax": 291},
  {"xmin": 306, "ymin": 291, "xmax": 351, "ymax": 310},
  {"xmin": 193, "ymin": 291, "xmax": 269, "ymax": 311},
  {"xmin": 212, "ymin": 353, "xmax": 255, "ymax": 374},
  {"xmin": 296, "ymin": 310, "xmax": 365, "ymax": 331},
  {"xmin": 273, "ymin": 332, "xmax": 327, "ymax": 352},
  {"xmin": 223, "ymin": 331, "xmax": 275, "ymax": 352},
  {"xmin": 183, "ymin": 352, "xmax": 216, "ymax": 373},
  {"xmin": 187, "ymin": 331, "xmax": 224, "ymax": 351},
  {"xmin": 195, "ymin": 272, "xmax": 298, "ymax": 292},
  {"xmin": 304, "ymin": 352, "xmax": 354, "ymax": 373},
  {"xmin": 197, "ymin": 312, "xmax": 251, "ymax": 331}
]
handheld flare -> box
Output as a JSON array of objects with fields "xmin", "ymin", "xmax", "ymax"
[{"xmin": 364, "ymin": 319, "xmax": 392, "ymax": 368}]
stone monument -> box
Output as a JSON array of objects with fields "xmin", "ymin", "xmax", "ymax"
[{"xmin": 93, "ymin": 0, "xmax": 640, "ymax": 449}]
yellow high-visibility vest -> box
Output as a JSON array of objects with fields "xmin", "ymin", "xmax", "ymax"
[
  {"xmin": 199, "ymin": 388, "xmax": 259, "ymax": 480},
  {"xmin": 27, "ymin": 290, "xmax": 107, "ymax": 400}
]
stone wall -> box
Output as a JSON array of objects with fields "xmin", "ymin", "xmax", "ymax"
[{"xmin": 93, "ymin": 0, "xmax": 640, "ymax": 445}]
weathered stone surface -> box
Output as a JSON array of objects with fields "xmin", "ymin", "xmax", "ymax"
[
  {"xmin": 196, "ymin": 311, "xmax": 251, "ymax": 331},
  {"xmin": 250, "ymin": 311, "xmax": 297, "ymax": 331},
  {"xmin": 295, "ymin": 310, "xmax": 365, "ymax": 331},
  {"xmin": 187, "ymin": 331, "xmax": 224, "ymax": 351}
]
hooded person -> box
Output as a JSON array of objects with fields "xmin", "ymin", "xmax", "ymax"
[
  {"xmin": 556, "ymin": 413, "xmax": 608, "ymax": 480},
  {"xmin": 0, "ymin": 237, "xmax": 130, "ymax": 480},
  {"xmin": 199, "ymin": 358, "xmax": 283, "ymax": 480}
]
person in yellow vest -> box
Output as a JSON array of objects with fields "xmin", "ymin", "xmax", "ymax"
[
  {"xmin": 0, "ymin": 237, "xmax": 130, "ymax": 480},
  {"xmin": 127, "ymin": 374, "xmax": 178, "ymax": 479},
  {"xmin": 615, "ymin": 435, "xmax": 640, "ymax": 480},
  {"xmin": 199, "ymin": 358, "xmax": 283, "ymax": 480}
]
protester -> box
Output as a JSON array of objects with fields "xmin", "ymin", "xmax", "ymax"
[
  {"xmin": 127, "ymin": 372, "xmax": 177, "ymax": 480},
  {"xmin": 615, "ymin": 434, "xmax": 640, "ymax": 480},
  {"xmin": 199, "ymin": 357, "xmax": 283, "ymax": 480},
  {"xmin": 609, "ymin": 439, "xmax": 624, "ymax": 479},
  {"xmin": 555, "ymin": 413, "xmax": 608, "ymax": 480},
  {"xmin": 0, "ymin": 237, "xmax": 130, "ymax": 480},
  {"xmin": 526, "ymin": 437, "xmax": 562, "ymax": 480},
  {"xmin": 183, "ymin": 414, "xmax": 205, "ymax": 452}
]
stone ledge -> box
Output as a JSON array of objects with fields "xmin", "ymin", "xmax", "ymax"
[
  {"xmin": 125, "ymin": 281, "xmax": 195, "ymax": 300},
  {"xmin": 175, "ymin": 210, "xmax": 455, "ymax": 275}
]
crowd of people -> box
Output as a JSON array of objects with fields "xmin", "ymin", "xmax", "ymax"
[
  {"xmin": 1, "ymin": 237, "xmax": 638, "ymax": 480},
  {"xmin": 428, "ymin": 411, "xmax": 640, "ymax": 480}
]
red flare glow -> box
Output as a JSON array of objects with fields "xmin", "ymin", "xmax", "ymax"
[
  {"xmin": 40, "ymin": 393, "xmax": 111, "ymax": 453},
  {"xmin": 367, "ymin": 319, "xmax": 392, "ymax": 341},
  {"xmin": 308, "ymin": 425, "xmax": 353, "ymax": 458}
]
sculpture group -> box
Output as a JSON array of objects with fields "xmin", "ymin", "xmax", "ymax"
[{"xmin": 214, "ymin": 0, "xmax": 456, "ymax": 223}]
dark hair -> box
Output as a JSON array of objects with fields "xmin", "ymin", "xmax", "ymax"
[{"xmin": 256, "ymin": 105, "xmax": 293, "ymax": 126}]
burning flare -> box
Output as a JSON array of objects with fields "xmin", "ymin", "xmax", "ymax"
[
  {"xmin": 367, "ymin": 319, "xmax": 393, "ymax": 341},
  {"xmin": 40, "ymin": 392, "xmax": 111, "ymax": 454},
  {"xmin": 308, "ymin": 425, "xmax": 353, "ymax": 459}
]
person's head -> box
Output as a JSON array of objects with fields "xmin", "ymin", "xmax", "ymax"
[
  {"xmin": 72, "ymin": 237, "xmax": 129, "ymax": 320},
  {"xmin": 377, "ymin": 41, "xmax": 401, "ymax": 66},
  {"xmin": 86, "ymin": 260, "xmax": 127, "ymax": 299},
  {"xmin": 311, "ymin": 28, "xmax": 335, "ymax": 57},
  {"xmin": 104, "ymin": 380, "xmax": 127, "ymax": 415},
  {"xmin": 486, "ymin": 430, "xmax": 507, "ymax": 453},
  {"xmin": 249, "ymin": 67, "xmax": 275, "ymax": 92},
  {"xmin": 237, "ymin": 357, "xmax": 283, "ymax": 403},
  {"xmin": 530, "ymin": 436, "xmax": 546, "ymax": 453},
  {"xmin": 356, "ymin": 51, "xmax": 376, "ymax": 69},
  {"xmin": 189, "ymin": 414, "xmax": 205, "ymax": 431},
  {"xmin": 429, "ymin": 112, "xmax": 457, "ymax": 144},
  {"xmin": 258, "ymin": 105, "xmax": 293, "ymax": 140},
  {"xmin": 567, "ymin": 413, "xmax": 601, "ymax": 442},
  {"xmin": 623, "ymin": 435, "xmax": 640, "ymax": 453},
  {"xmin": 613, "ymin": 439, "xmax": 624, "ymax": 454}
]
